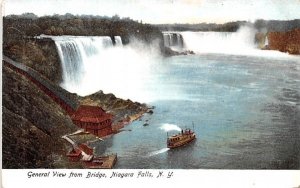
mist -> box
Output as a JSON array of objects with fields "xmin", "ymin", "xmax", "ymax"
[
  {"xmin": 51, "ymin": 35, "xmax": 163, "ymax": 102},
  {"xmin": 180, "ymin": 26, "xmax": 298, "ymax": 58},
  {"xmin": 51, "ymin": 26, "xmax": 297, "ymax": 103}
]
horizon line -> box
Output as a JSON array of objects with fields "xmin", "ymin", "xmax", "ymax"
[{"xmin": 3, "ymin": 13, "xmax": 300, "ymax": 25}]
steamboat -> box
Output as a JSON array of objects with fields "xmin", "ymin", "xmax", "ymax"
[{"xmin": 167, "ymin": 126, "xmax": 196, "ymax": 149}]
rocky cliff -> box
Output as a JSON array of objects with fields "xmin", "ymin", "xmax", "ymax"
[
  {"xmin": 3, "ymin": 38, "xmax": 62, "ymax": 84},
  {"xmin": 2, "ymin": 65, "xmax": 77, "ymax": 168},
  {"xmin": 79, "ymin": 91, "xmax": 148, "ymax": 124},
  {"xmin": 256, "ymin": 28, "xmax": 300, "ymax": 54},
  {"xmin": 267, "ymin": 28, "xmax": 300, "ymax": 54}
]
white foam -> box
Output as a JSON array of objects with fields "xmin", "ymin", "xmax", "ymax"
[{"xmin": 148, "ymin": 148, "xmax": 170, "ymax": 157}]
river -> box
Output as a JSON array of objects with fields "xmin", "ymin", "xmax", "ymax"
[
  {"xmin": 51, "ymin": 30, "xmax": 300, "ymax": 169},
  {"xmin": 90, "ymin": 53, "xmax": 300, "ymax": 169}
]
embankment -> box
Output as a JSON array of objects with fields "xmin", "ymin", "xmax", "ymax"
[
  {"xmin": 79, "ymin": 91, "xmax": 149, "ymax": 125},
  {"xmin": 2, "ymin": 65, "xmax": 77, "ymax": 168}
]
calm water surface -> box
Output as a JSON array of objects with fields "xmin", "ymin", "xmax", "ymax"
[{"xmin": 91, "ymin": 54, "xmax": 300, "ymax": 169}]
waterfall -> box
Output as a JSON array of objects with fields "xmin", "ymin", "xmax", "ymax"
[
  {"xmin": 54, "ymin": 39, "xmax": 85, "ymax": 84},
  {"xmin": 52, "ymin": 36, "xmax": 114, "ymax": 87},
  {"xmin": 48, "ymin": 35, "xmax": 160, "ymax": 102},
  {"xmin": 264, "ymin": 35, "xmax": 269, "ymax": 46},
  {"xmin": 163, "ymin": 32, "xmax": 184, "ymax": 50},
  {"xmin": 164, "ymin": 26, "xmax": 259, "ymax": 55},
  {"xmin": 115, "ymin": 36, "xmax": 123, "ymax": 46}
]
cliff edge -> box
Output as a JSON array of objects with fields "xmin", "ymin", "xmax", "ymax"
[{"xmin": 268, "ymin": 28, "xmax": 300, "ymax": 54}]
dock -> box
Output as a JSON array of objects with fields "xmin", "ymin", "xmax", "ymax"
[{"xmin": 84, "ymin": 154, "xmax": 117, "ymax": 169}]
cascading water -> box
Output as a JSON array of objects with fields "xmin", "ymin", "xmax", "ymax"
[
  {"xmin": 264, "ymin": 36, "xmax": 269, "ymax": 46},
  {"xmin": 115, "ymin": 36, "xmax": 123, "ymax": 46},
  {"xmin": 53, "ymin": 36, "xmax": 114, "ymax": 87},
  {"xmin": 163, "ymin": 32, "xmax": 184, "ymax": 50},
  {"xmin": 163, "ymin": 26, "xmax": 294, "ymax": 57},
  {"xmin": 54, "ymin": 39, "xmax": 85, "ymax": 85},
  {"xmin": 49, "ymin": 27, "xmax": 293, "ymax": 103},
  {"xmin": 180, "ymin": 26, "xmax": 257, "ymax": 54},
  {"xmin": 50, "ymin": 35, "xmax": 162, "ymax": 102},
  {"xmin": 163, "ymin": 26, "xmax": 257, "ymax": 55}
]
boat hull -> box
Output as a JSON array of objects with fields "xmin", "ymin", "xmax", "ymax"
[{"xmin": 167, "ymin": 136, "xmax": 196, "ymax": 149}]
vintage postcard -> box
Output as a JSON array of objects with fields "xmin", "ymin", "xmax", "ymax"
[{"xmin": 1, "ymin": 0, "xmax": 300, "ymax": 187}]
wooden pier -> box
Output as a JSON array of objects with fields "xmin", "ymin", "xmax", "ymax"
[{"xmin": 85, "ymin": 154, "xmax": 117, "ymax": 169}]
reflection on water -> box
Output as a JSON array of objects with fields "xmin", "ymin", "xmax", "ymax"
[{"xmin": 94, "ymin": 54, "xmax": 300, "ymax": 169}]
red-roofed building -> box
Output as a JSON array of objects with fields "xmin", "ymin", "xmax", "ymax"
[
  {"xmin": 79, "ymin": 143, "xmax": 94, "ymax": 155},
  {"xmin": 67, "ymin": 148, "xmax": 82, "ymax": 162},
  {"xmin": 71, "ymin": 105, "xmax": 113, "ymax": 137}
]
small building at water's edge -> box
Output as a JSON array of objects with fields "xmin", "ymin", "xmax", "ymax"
[
  {"xmin": 71, "ymin": 105, "xmax": 113, "ymax": 137},
  {"xmin": 66, "ymin": 148, "xmax": 82, "ymax": 162}
]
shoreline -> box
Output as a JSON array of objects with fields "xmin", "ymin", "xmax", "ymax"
[{"xmin": 60, "ymin": 106, "xmax": 151, "ymax": 168}]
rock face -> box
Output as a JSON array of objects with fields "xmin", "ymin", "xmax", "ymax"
[
  {"xmin": 255, "ymin": 32, "xmax": 267, "ymax": 49},
  {"xmin": 79, "ymin": 91, "xmax": 149, "ymax": 124},
  {"xmin": 2, "ymin": 65, "xmax": 77, "ymax": 168},
  {"xmin": 163, "ymin": 47, "xmax": 195, "ymax": 57},
  {"xmin": 3, "ymin": 38, "xmax": 62, "ymax": 84},
  {"xmin": 267, "ymin": 28, "xmax": 300, "ymax": 54}
]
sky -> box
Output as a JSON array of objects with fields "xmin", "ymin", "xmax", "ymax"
[{"xmin": 3, "ymin": 0, "xmax": 300, "ymax": 24}]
